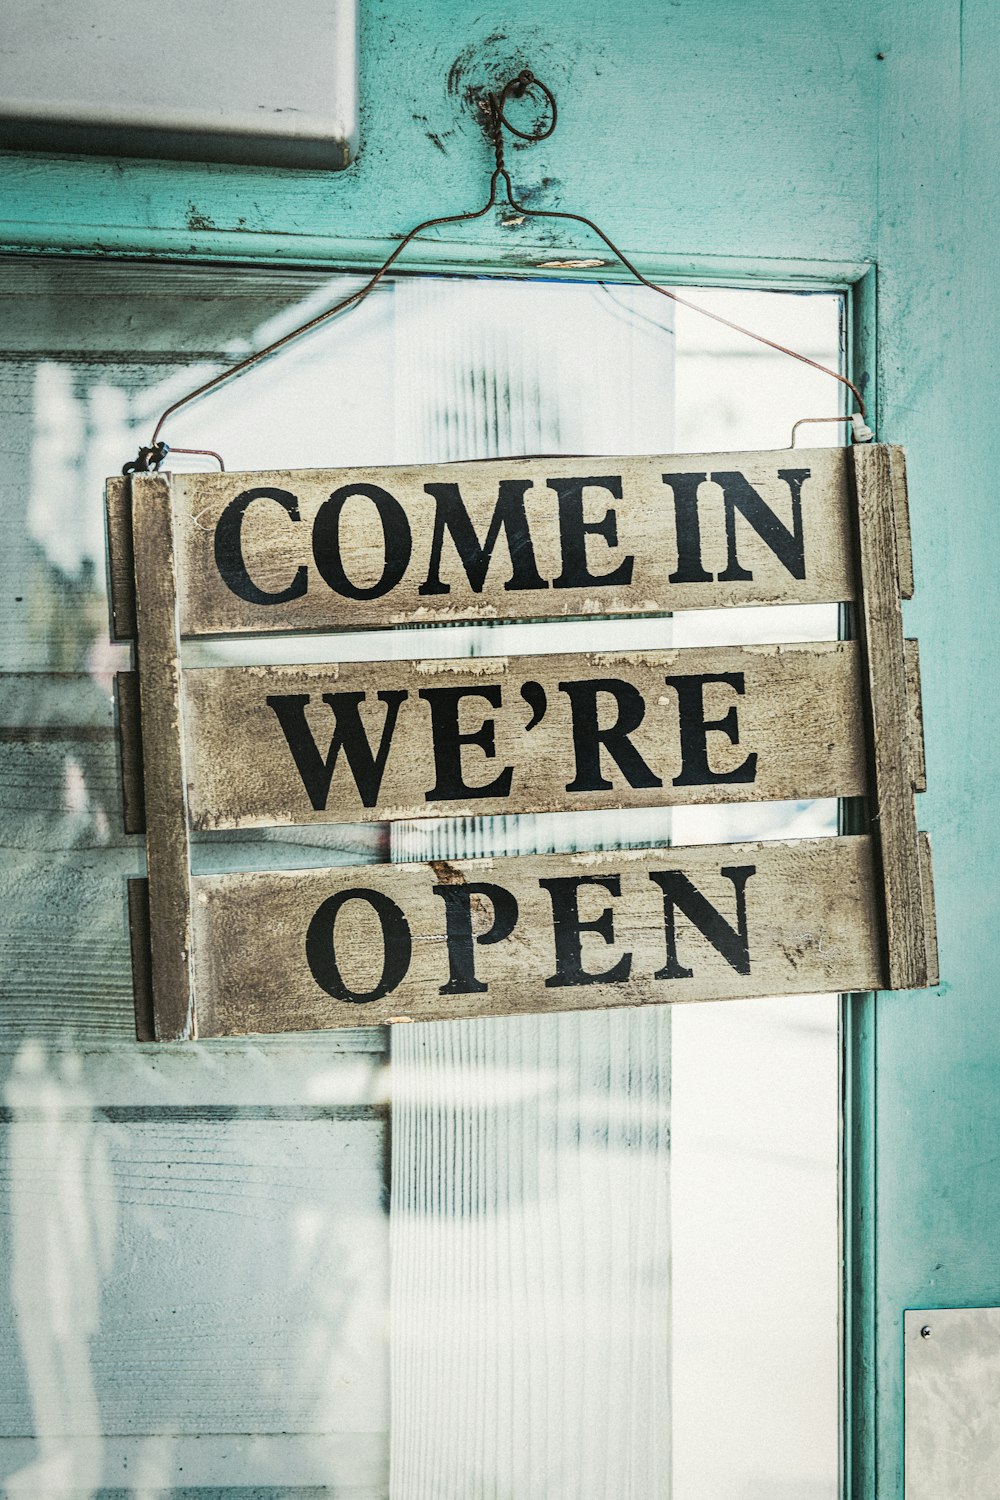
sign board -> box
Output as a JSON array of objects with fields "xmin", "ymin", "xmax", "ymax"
[
  {"xmin": 181, "ymin": 642, "xmax": 867, "ymax": 828},
  {"xmin": 106, "ymin": 445, "xmax": 938, "ymax": 1040}
]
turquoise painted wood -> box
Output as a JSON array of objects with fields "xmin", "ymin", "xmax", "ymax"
[
  {"xmin": 2, "ymin": 1, "xmax": 998, "ymax": 1495},
  {"xmin": 0, "ymin": 0, "xmax": 878, "ymax": 285}
]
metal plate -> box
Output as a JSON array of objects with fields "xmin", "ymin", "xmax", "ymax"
[
  {"xmin": 0, "ymin": 0, "xmax": 357, "ymax": 169},
  {"xmin": 905, "ymin": 1307, "xmax": 1000, "ymax": 1497}
]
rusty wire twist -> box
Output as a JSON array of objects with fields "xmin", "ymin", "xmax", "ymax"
[{"xmin": 126, "ymin": 69, "xmax": 865, "ymax": 475}]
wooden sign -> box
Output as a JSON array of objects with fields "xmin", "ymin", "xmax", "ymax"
[
  {"xmin": 107, "ymin": 444, "xmax": 938, "ymax": 1041},
  {"xmin": 182, "ymin": 642, "xmax": 867, "ymax": 828},
  {"xmin": 191, "ymin": 837, "xmax": 889, "ymax": 1035},
  {"xmin": 105, "ymin": 448, "xmax": 915, "ymax": 640}
]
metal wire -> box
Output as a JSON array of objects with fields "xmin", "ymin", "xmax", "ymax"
[
  {"xmin": 791, "ymin": 416, "xmax": 854, "ymax": 447},
  {"xmin": 126, "ymin": 69, "xmax": 865, "ymax": 474}
]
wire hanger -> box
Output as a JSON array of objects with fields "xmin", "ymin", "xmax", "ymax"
[{"xmin": 124, "ymin": 70, "xmax": 870, "ymax": 476}]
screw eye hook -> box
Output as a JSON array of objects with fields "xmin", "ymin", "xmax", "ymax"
[{"xmin": 495, "ymin": 70, "xmax": 558, "ymax": 142}]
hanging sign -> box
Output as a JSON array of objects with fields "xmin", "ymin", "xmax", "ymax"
[
  {"xmin": 107, "ymin": 444, "xmax": 937, "ymax": 1040},
  {"xmin": 181, "ymin": 642, "xmax": 866, "ymax": 828}
]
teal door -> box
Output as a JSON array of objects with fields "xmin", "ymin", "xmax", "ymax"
[{"xmin": 2, "ymin": 3, "xmax": 997, "ymax": 1496}]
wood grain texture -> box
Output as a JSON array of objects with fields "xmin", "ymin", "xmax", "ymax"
[
  {"xmin": 889, "ymin": 446, "xmax": 914, "ymax": 599},
  {"xmin": 0, "ymin": 844, "xmax": 386, "ymax": 1051},
  {"xmin": 0, "ymin": 688, "xmax": 387, "ymax": 864},
  {"xmin": 0, "ymin": 1110, "xmax": 388, "ymax": 1448},
  {"xmin": 144, "ymin": 450, "xmax": 856, "ymax": 637},
  {"xmin": 0, "ymin": 851, "xmax": 142, "ymax": 1043},
  {"xmin": 904, "ymin": 639, "xmax": 927, "ymax": 793},
  {"xmin": 183, "ymin": 640, "xmax": 866, "ymax": 829},
  {"xmin": 130, "ymin": 474, "xmax": 196, "ymax": 1040},
  {"xmin": 128, "ymin": 877, "xmax": 154, "ymax": 1041},
  {"xmin": 918, "ymin": 831, "xmax": 939, "ymax": 987},
  {"xmin": 849, "ymin": 444, "xmax": 932, "ymax": 988},
  {"xmin": 190, "ymin": 835, "xmax": 883, "ymax": 1037},
  {"xmin": 114, "ymin": 669, "xmax": 144, "ymax": 834},
  {"xmin": 104, "ymin": 475, "xmax": 136, "ymax": 643}
]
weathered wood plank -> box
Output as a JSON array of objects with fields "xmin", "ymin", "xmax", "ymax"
[
  {"xmin": 918, "ymin": 831, "xmax": 939, "ymax": 987},
  {"xmin": 115, "ymin": 669, "xmax": 145, "ymax": 834},
  {"xmin": 130, "ymin": 474, "xmax": 196, "ymax": 1040},
  {"xmin": 190, "ymin": 835, "xmax": 883, "ymax": 1037},
  {"xmin": 905, "ymin": 638, "xmax": 927, "ymax": 793},
  {"xmin": 889, "ymin": 445, "xmax": 914, "ymax": 599},
  {"xmin": 183, "ymin": 640, "xmax": 866, "ymax": 829},
  {"xmin": 105, "ymin": 474, "xmax": 137, "ymax": 642},
  {"xmin": 118, "ymin": 449, "xmax": 858, "ymax": 637},
  {"xmin": 128, "ymin": 877, "xmax": 154, "ymax": 1041},
  {"xmin": 849, "ymin": 444, "xmax": 931, "ymax": 988}
]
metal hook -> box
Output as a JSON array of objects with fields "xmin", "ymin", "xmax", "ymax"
[
  {"xmin": 123, "ymin": 441, "xmax": 170, "ymax": 476},
  {"xmin": 495, "ymin": 70, "xmax": 557, "ymax": 142}
]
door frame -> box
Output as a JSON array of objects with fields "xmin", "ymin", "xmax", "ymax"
[{"xmin": 0, "ymin": 209, "xmax": 880, "ymax": 1497}]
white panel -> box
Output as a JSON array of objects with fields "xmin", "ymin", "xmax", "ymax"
[
  {"xmin": 0, "ymin": 0, "xmax": 358, "ymax": 169},
  {"xmin": 905, "ymin": 1307, "xmax": 1000, "ymax": 1499}
]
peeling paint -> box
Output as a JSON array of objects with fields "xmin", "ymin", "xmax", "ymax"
[{"xmin": 184, "ymin": 204, "xmax": 217, "ymax": 232}]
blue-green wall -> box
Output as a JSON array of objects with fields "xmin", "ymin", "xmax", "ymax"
[{"xmin": 3, "ymin": 2, "xmax": 997, "ymax": 1493}]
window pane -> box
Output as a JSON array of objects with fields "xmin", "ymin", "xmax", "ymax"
[{"xmin": 0, "ymin": 261, "xmax": 842, "ymax": 1500}]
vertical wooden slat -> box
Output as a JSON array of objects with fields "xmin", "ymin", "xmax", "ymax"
[
  {"xmin": 849, "ymin": 444, "xmax": 930, "ymax": 988},
  {"xmin": 904, "ymin": 639, "xmax": 927, "ymax": 793},
  {"xmin": 127, "ymin": 876, "xmax": 155, "ymax": 1041},
  {"xmin": 114, "ymin": 669, "xmax": 145, "ymax": 834},
  {"xmin": 129, "ymin": 473, "xmax": 197, "ymax": 1039},
  {"xmin": 889, "ymin": 444, "xmax": 914, "ymax": 599},
  {"xmin": 918, "ymin": 832, "xmax": 940, "ymax": 987},
  {"xmin": 104, "ymin": 473, "xmax": 138, "ymax": 641}
]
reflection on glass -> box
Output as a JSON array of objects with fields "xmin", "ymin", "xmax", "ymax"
[{"xmin": 0, "ymin": 261, "xmax": 842, "ymax": 1499}]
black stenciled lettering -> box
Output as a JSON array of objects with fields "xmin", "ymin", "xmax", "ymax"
[
  {"xmin": 549, "ymin": 476, "xmax": 634, "ymax": 589},
  {"xmin": 418, "ymin": 480, "xmax": 547, "ymax": 596},
  {"xmin": 664, "ymin": 672, "xmax": 757, "ymax": 787},
  {"xmin": 520, "ymin": 681, "xmax": 547, "ymax": 731},
  {"xmin": 558, "ymin": 678, "xmax": 663, "ymax": 793},
  {"xmin": 306, "ymin": 888, "xmax": 412, "ymax": 1002},
  {"xmin": 214, "ymin": 487, "xmax": 308, "ymax": 605},
  {"xmin": 312, "ymin": 483, "xmax": 412, "ymax": 600},
  {"xmin": 434, "ymin": 881, "xmax": 520, "ymax": 994},
  {"xmin": 539, "ymin": 875, "xmax": 632, "ymax": 988},
  {"xmin": 266, "ymin": 691, "xmax": 406, "ymax": 809},
  {"xmin": 650, "ymin": 865, "xmax": 756, "ymax": 980},
  {"xmin": 663, "ymin": 473, "xmax": 714, "ymax": 585},
  {"xmin": 419, "ymin": 685, "xmax": 514, "ymax": 802},
  {"xmin": 716, "ymin": 468, "xmax": 809, "ymax": 582}
]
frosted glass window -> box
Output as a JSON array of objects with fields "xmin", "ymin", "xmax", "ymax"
[{"xmin": 0, "ymin": 260, "xmax": 843, "ymax": 1499}]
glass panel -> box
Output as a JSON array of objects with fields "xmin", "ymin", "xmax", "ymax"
[
  {"xmin": 0, "ymin": 260, "xmax": 843, "ymax": 1499},
  {"xmin": 670, "ymin": 289, "xmax": 843, "ymax": 1500}
]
